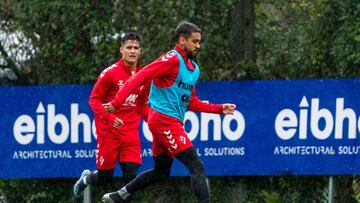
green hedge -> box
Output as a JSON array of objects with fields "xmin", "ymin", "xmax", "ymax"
[{"xmin": 0, "ymin": 176, "xmax": 357, "ymax": 202}]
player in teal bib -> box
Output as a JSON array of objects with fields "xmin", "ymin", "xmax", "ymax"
[{"xmin": 149, "ymin": 49, "xmax": 200, "ymax": 121}]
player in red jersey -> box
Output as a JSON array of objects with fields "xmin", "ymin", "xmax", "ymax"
[
  {"xmin": 73, "ymin": 33, "xmax": 150, "ymax": 198},
  {"xmin": 102, "ymin": 22, "xmax": 236, "ymax": 203}
]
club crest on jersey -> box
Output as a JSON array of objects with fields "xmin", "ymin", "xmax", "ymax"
[
  {"xmin": 161, "ymin": 52, "xmax": 176, "ymax": 61},
  {"xmin": 179, "ymin": 136, "xmax": 186, "ymax": 144},
  {"xmin": 98, "ymin": 156, "xmax": 104, "ymax": 166}
]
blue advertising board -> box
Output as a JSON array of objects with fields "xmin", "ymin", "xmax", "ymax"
[{"xmin": 1, "ymin": 79, "xmax": 360, "ymax": 178}]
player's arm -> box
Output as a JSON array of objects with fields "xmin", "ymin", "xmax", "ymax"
[
  {"xmin": 188, "ymin": 87, "xmax": 236, "ymax": 115},
  {"xmin": 106, "ymin": 54, "xmax": 178, "ymax": 111},
  {"xmin": 136, "ymin": 82, "xmax": 151, "ymax": 122},
  {"xmin": 89, "ymin": 72, "xmax": 123, "ymax": 128}
]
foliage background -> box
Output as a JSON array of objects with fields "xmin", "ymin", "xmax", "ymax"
[{"xmin": 1, "ymin": 0, "xmax": 360, "ymax": 202}]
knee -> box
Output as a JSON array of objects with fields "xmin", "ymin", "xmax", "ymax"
[{"xmin": 176, "ymin": 148, "xmax": 205, "ymax": 175}]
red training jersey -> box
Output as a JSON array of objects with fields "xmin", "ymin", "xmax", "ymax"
[{"xmin": 89, "ymin": 59, "xmax": 150, "ymax": 137}]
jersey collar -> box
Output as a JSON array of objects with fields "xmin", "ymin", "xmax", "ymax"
[
  {"xmin": 118, "ymin": 59, "xmax": 142, "ymax": 74},
  {"xmin": 174, "ymin": 45, "xmax": 195, "ymax": 71}
]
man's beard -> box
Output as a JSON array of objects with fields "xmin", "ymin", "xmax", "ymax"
[{"xmin": 187, "ymin": 49, "xmax": 199, "ymax": 60}]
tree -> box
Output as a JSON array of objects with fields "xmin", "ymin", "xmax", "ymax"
[
  {"xmin": 231, "ymin": 0, "xmax": 256, "ymax": 61},
  {"xmin": 218, "ymin": 0, "xmax": 258, "ymax": 80}
]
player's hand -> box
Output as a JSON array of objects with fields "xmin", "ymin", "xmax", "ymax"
[
  {"xmin": 113, "ymin": 117, "xmax": 124, "ymax": 128},
  {"xmin": 103, "ymin": 102, "xmax": 116, "ymax": 112},
  {"xmin": 222, "ymin": 103, "xmax": 236, "ymax": 115}
]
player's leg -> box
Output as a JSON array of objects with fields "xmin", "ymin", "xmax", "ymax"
[
  {"xmin": 119, "ymin": 162, "xmax": 140, "ymax": 184},
  {"xmin": 102, "ymin": 153, "xmax": 173, "ymax": 202},
  {"xmin": 125, "ymin": 153, "xmax": 173, "ymax": 192},
  {"xmin": 102, "ymin": 132, "xmax": 173, "ymax": 203},
  {"xmin": 150, "ymin": 117, "xmax": 209, "ymax": 203},
  {"xmin": 176, "ymin": 147, "xmax": 210, "ymax": 203},
  {"xmin": 85, "ymin": 169, "xmax": 114, "ymax": 186},
  {"xmin": 145, "ymin": 119, "xmax": 209, "ymax": 202},
  {"xmin": 74, "ymin": 134, "xmax": 119, "ymax": 197},
  {"xmin": 74, "ymin": 162, "xmax": 116, "ymax": 197},
  {"xmin": 117, "ymin": 163, "xmax": 140, "ymax": 203},
  {"xmin": 118, "ymin": 134, "xmax": 142, "ymax": 184}
]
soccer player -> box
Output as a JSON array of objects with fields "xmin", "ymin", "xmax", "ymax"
[
  {"xmin": 73, "ymin": 33, "xmax": 150, "ymax": 198},
  {"xmin": 101, "ymin": 22, "xmax": 236, "ymax": 203}
]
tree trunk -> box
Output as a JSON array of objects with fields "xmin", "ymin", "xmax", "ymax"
[{"xmin": 231, "ymin": 0, "xmax": 256, "ymax": 61}]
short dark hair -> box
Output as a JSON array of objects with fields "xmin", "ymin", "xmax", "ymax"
[
  {"xmin": 174, "ymin": 22, "xmax": 201, "ymax": 42},
  {"xmin": 121, "ymin": 33, "xmax": 141, "ymax": 46}
]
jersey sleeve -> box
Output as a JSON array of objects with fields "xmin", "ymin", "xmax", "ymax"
[
  {"xmin": 111, "ymin": 53, "xmax": 178, "ymax": 108},
  {"xmin": 89, "ymin": 71, "xmax": 117, "ymax": 124},
  {"xmin": 136, "ymin": 82, "xmax": 151, "ymax": 122},
  {"xmin": 188, "ymin": 87, "xmax": 223, "ymax": 114}
]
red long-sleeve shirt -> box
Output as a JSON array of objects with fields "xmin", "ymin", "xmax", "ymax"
[
  {"xmin": 89, "ymin": 59, "xmax": 149, "ymax": 137},
  {"xmin": 111, "ymin": 45, "xmax": 222, "ymax": 118}
]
